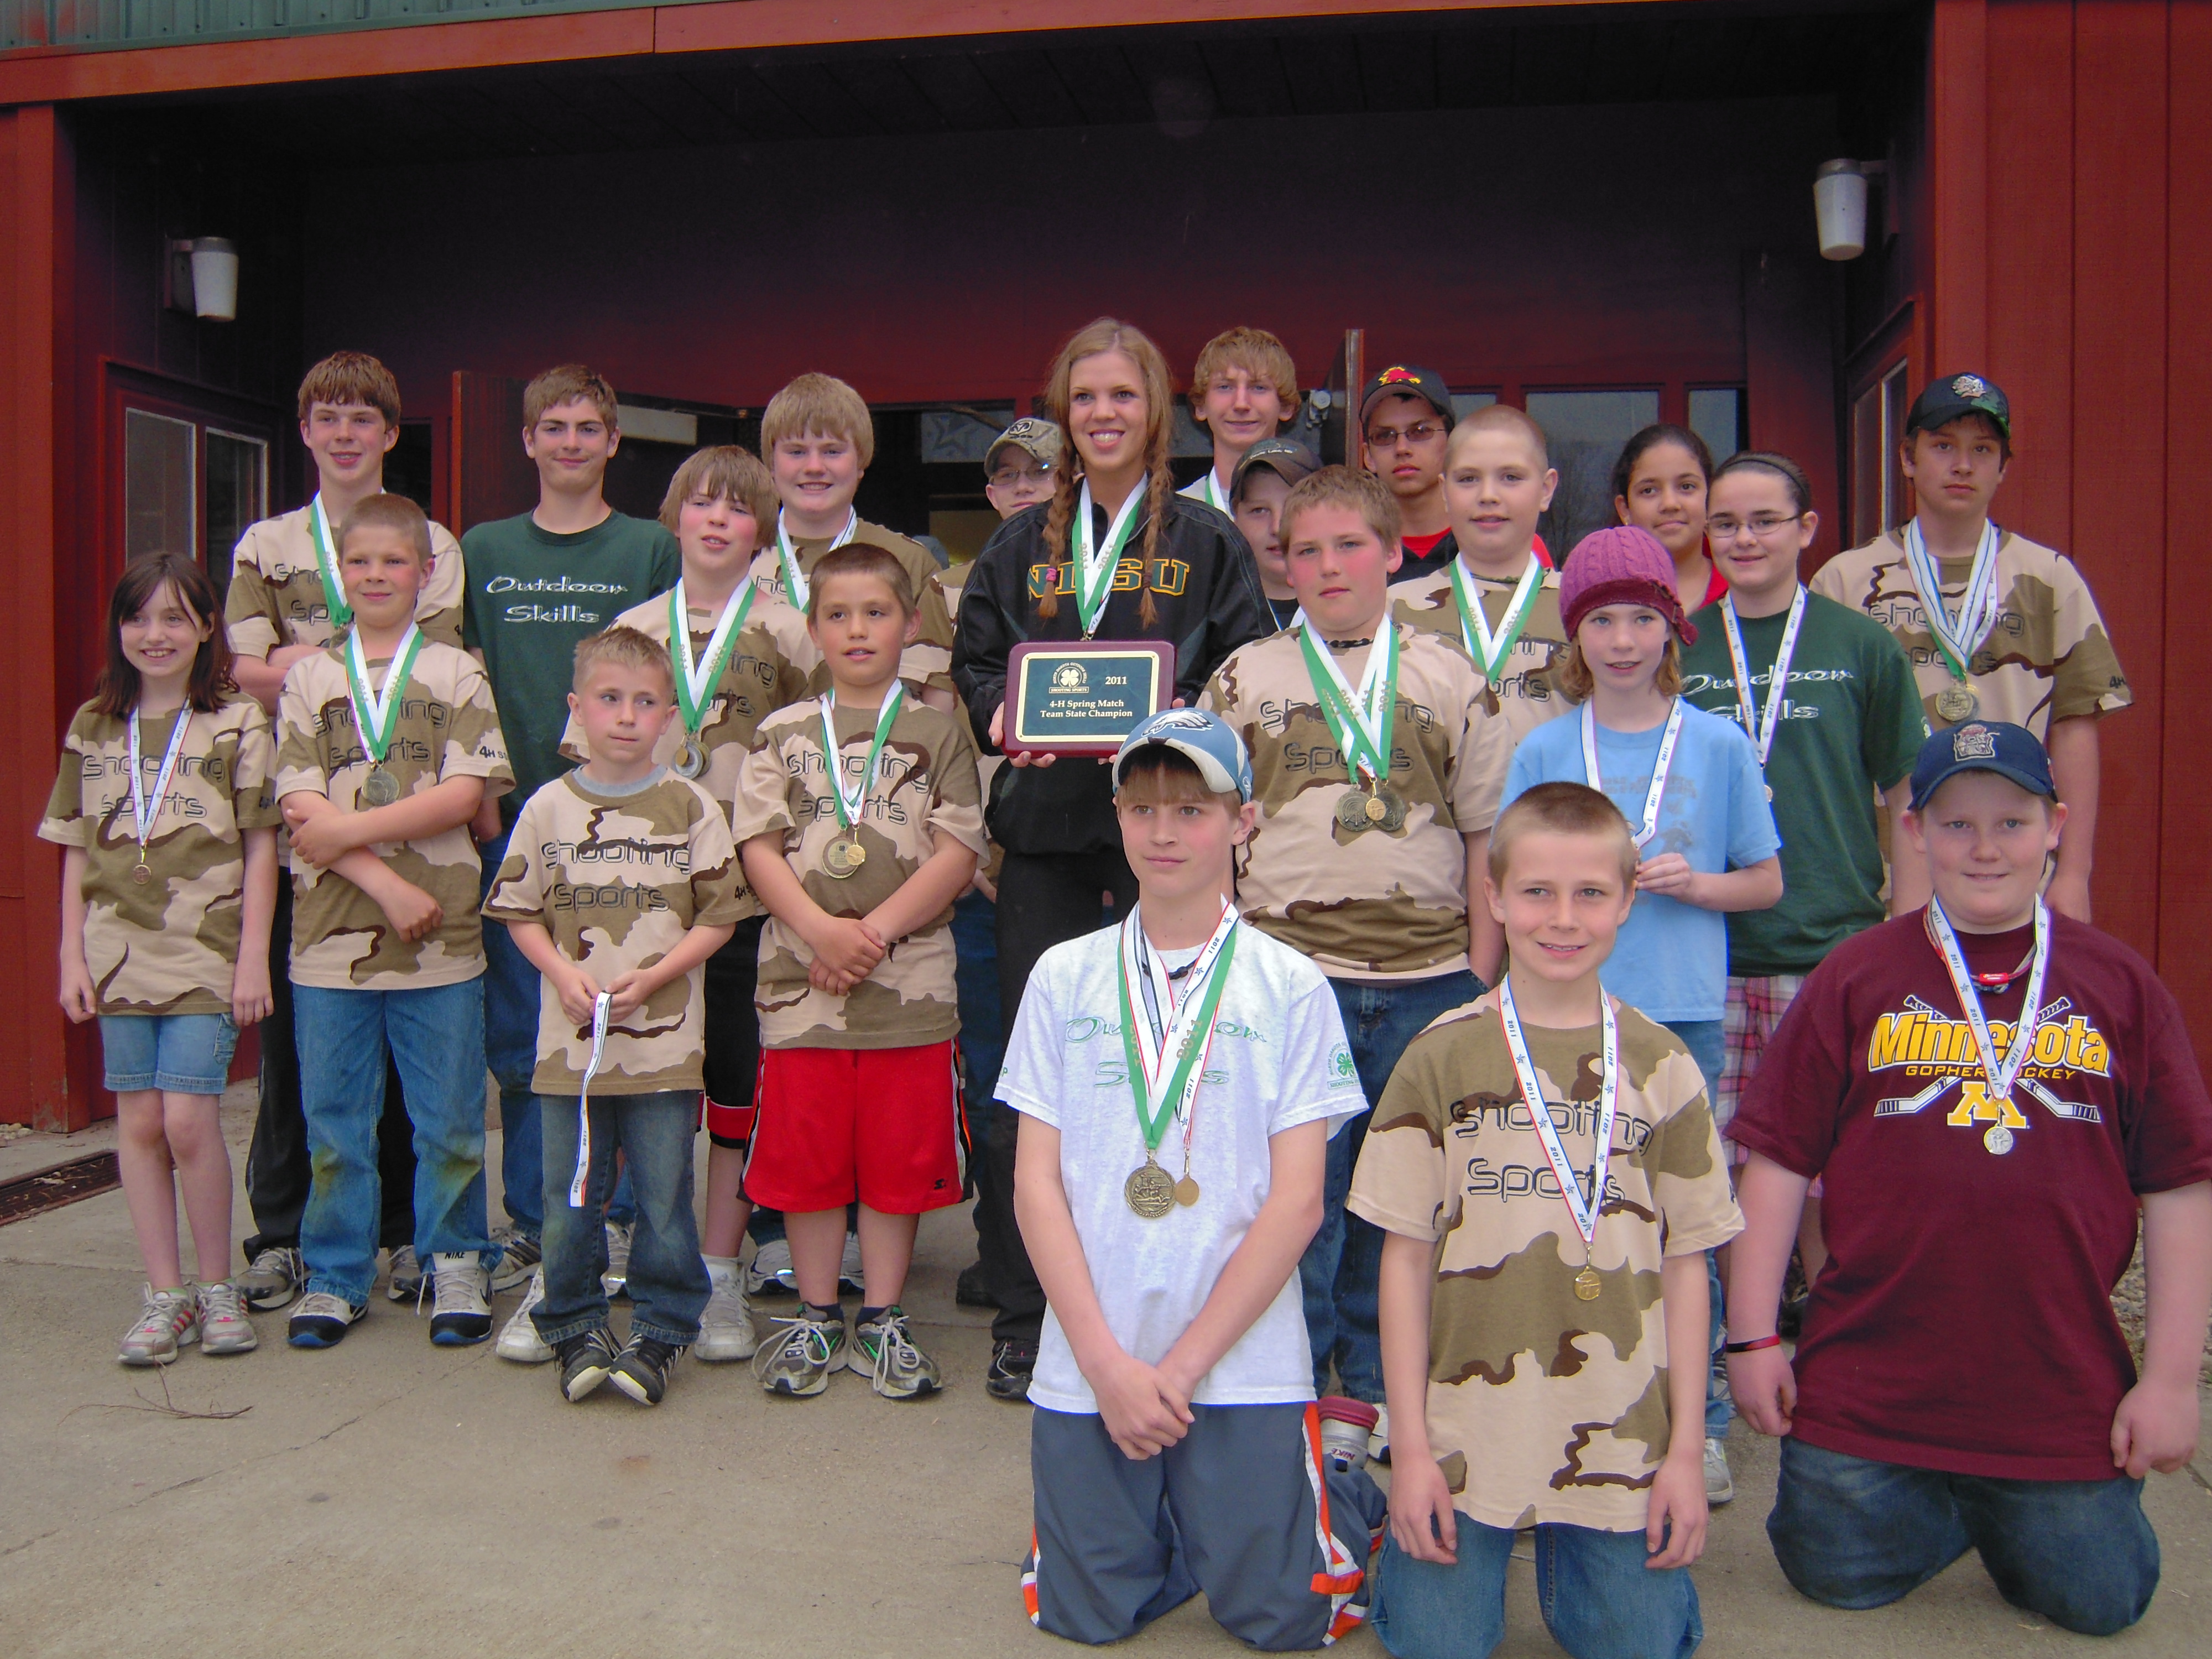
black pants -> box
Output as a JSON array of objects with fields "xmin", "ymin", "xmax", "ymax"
[
  {"xmin": 242, "ymin": 879, "xmax": 418, "ymax": 1261},
  {"xmin": 984, "ymin": 848, "xmax": 1138, "ymax": 1346}
]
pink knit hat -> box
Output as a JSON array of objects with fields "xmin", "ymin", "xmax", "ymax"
[{"xmin": 1558, "ymin": 525, "xmax": 1698, "ymax": 646}]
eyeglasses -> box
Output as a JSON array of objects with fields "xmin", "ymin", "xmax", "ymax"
[
  {"xmin": 1707, "ymin": 513, "xmax": 1803, "ymax": 541},
  {"xmin": 1365, "ymin": 420, "xmax": 1447, "ymax": 450},
  {"xmin": 990, "ymin": 461, "xmax": 1053, "ymax": 489}
]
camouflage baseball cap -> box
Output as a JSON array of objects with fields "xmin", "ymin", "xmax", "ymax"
[
  {"xmin": 986, "ymin": 416, "xmax": 1063, "ymax": 476},
  {"xmin": 1230, "ymin": 436, "xmax": 1322, "ymax": 500},
  {"xmin": 1907, "ymin": 373, "xmax": 2011, "ymax": 441}
]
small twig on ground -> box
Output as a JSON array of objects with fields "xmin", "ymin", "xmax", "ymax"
[{"xmin": 61, "ymin": 1365, "xmax": 252, "ymax": 1425}]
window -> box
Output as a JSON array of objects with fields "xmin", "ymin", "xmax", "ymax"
[
  {"xmin": 123, "ymin": 410, "xmax": 196, "ymax": 565},
  {"xmin": 1451, "ymin": 391, "xmax": 1499, "ymax": 421},
  {"xmin": 108, "ymin": 368, "xmax": 285, "ymax": 606},
  {"xmin": 1688, "ymin": 387, "xmax": 1746, "ymax": 465},
  {"xmin": 205, "ymin": 429, "xmax": 269, "ymax": 598},
  {"xmin": 1525, "ymin": 389, "xmax": 1662, "ymax": 556},
  {"xmin": 1851, "ymin": 362, "xmax": 1910, "ymax": 544}
]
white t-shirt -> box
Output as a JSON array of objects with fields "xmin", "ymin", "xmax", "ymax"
[{"xmin": 999, "ymin": 919, "xmax": 1367, "ymax": 1414}]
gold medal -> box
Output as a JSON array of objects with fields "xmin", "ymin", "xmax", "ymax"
[
  {"xmin": 1935, "ymin": 682, "xmax": 1980, "ymax": 723},
  {"xmin": 1983, "ymin": 1123, "xmax": 2015, "ymax": 1156},
  {"xmin": 1573, "ymin": 1266, "xmax": 1603, "ymax": 1302},
  {"xmin": 1173, "ymin": 1175, "xmax": 1201, "ymax": 1208},
  {"xmin": 130, "ymin": 860, "xmax": 153, "ymax": 886},
  {"xmin": 361, "ymin": 764, "xmax": 400, "ymax": 808},
  {"xmin": 1125, "ymin": 1158, "xmax": 1176, "ymax": 1220},
  {"xmin": 822, "ymin": 834, "xmax": 867, "ymax": 879},
  {"xmin": 672, "ymin": 735, "xmax": 706, "ymax": 779},
  {"xmin": 1364, "ymin": 790, "xmax": 1389, "ymax": 824}
]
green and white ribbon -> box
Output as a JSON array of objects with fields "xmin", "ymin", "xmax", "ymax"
[
  {"xmin": 1448, "ymin": 556, "xmax": 1544, "ymax": 688},
  {"xmin": 1296, "ymin": 621, "xmax": 1399, "ymax": 789},
  {"xmin": 345, "ymin": 621, "xmax": 425, "ymax": 768},
  {"xmin": 307, "ymin": 495, "xmax": 352, "ymax": 630},
  {"xmin": 1072, "ymin": 482, "xmax": 1146, "ymax": 637},
  {"xmin": 1901, "ymin": 519, "xmax": 2003, "ymax": 682},
  {"xmin": 816, "ymin": 686, "xmax": 905, "ymax": 832},
  {"xmin": 775, "ymin": 508, "xmax": 857, "ymax": 613},
  {"xmin": 669, "ymin": 578, "xmax": 756, "ymax": 738},
  {"xmin": 1116, "ymin": 899, "xmax": 1240, "ymax": 1154}
]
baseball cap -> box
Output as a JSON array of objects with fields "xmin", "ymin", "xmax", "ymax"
[
  {"xmin": 1908, "ymin": 721, "xmax": 2056, "ymax": 812},
  {"xmin": 1230, "ymin": 436, "xmax": 1321, "ymax": 500},
  {"xmin": 1113, "ymin": 708, "xmax": 1254, "ymax": 803},
  {"xmin": 985, "ymin": 416, "xmax": 1063, "ymax": 476},
  {"xmin": 1906, "ymin": 373, "xmax": 2012, "ymax": 442},
  {"xmin": 1359, "ymin": 365, "xmax": 1455, "ymax": 430}
]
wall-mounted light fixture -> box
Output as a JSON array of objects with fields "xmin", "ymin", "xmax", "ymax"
[
  {"xmin": 164, "ymin": 236, "xmax": 239, "ymax": 321},
  {"xmin": 1814, "ymin": 160, "xmax": 1888, "ymax": 260}
]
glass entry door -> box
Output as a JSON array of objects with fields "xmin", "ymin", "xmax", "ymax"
[{"xmin": 106, "ymin": 366, "xmax": 281, "ymax": 605}]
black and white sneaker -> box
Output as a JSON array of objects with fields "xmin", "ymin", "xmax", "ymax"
[
  {"xmin": 610, "ymin": 1337, "xmax": 685, "ymax": 1406},
  {"xmin": 488, "ymin": 1229, "xmax": 542, "ymax": 1295},
  {"xmin": 287, "ymin": 1292, "xmax": 364, "ymax": 1349},
  {"xmin": 986, "ymin": 1338, "xmax": 1036, "ymax": 1402},
  {"xmin": 428, "ymin": 1253, "xmax": 492, "ymax": 1345},
  {"xmin": 557, "ymin": 1330, "xmax": 619, "ymax": 1402}
]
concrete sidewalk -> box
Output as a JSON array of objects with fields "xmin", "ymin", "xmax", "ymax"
[{"xmin": 2, "ymin": 1094, "xmax": 2206, "ymax": 1658}]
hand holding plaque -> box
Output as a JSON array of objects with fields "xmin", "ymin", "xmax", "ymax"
[{"xmin": 1001, "ymin": 640, "xmax": 1177, "ymax": 759}]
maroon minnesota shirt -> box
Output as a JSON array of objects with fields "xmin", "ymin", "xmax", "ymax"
[{"xmin": 1729, "ymin": 908, "xmax": 2212, "ymax": 1481}]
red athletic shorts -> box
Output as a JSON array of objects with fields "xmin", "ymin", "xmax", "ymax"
[{"xmin": 744, "ymin": 1041, "xmax": 965, "ymax": 1215}]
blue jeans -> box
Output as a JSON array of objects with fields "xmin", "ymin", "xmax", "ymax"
[
  {"xmin": 952, "ymin": 888, "xmax": 1004, "ymax": 1115},
  {"xmin": 1306, "ymin": 971, "xmax": 1481, "ymax": 1402},
  {"xmin": 100, "ymin": 1011, "xmax": 238, "ymax": 1095},
  {"xmin": 1770, "ymin": 1437, "xmax": 2158, "ymax": 1636},
  {"xmin": 294, "ymin": 979, "xmax": 494, "ymax": 1307},
  {"xmin": 1661, "ymin": 1017, "xmax": 1730, "ymax": 1442},
  {"xmin": 532, "ymin": 1090, "xmax": 709, "ymax": 1348},
  {"xmin": 479, "ymin": 834, "xmax": 546, "ymax": 1239},
  {"xmin": 1373, "ymin": 1520, "xmax": 1701, "ymax": 1659}
]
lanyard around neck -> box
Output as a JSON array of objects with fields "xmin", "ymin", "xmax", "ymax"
[
  {"xmin": 345, "ymin": 623, "xmax": 425, "ymax": 766},
  {"xmin": 1580, "ymin": 698, "xmax": 1683, "ymax": 851},
  {"xmin": 1116, "ymin": 900, "xmax": 1240, "ymax": 1154},
  {"xmin": 1901, "ymin": 519, "xmax": 2002, "ymax": 681},
  {"xmin": 1926, "ymin": 899, "xmax": 2051, "ymax": 1108},
  {"xmin": 816, "ymin": 688, "xmax": 905, "ymax": 832},
  {"xmin": 126, "ymin": 705, "xmax": 194, "ymax": 857},
  {"xmin": 1496, "ymin": 978, "xmax": 1618, "ymax": 1250},
  {"xmin": 775, "ymin": 509, "xmax": 858, "ymax": 612},
  {"xmin": 307, "ymin": 495, "xmax": 352, "ymax": 629},
  {"xmin": 1072, "ymin": 482, "xmax": 1146, "ymax": 637},
  {"xmin": 669, "ymin": 578, "xmax": 756, "ymax": 736},
  {"xmin": 1448, "ymin": 556, "xmax": 1543, "ymax": 687},
  {"xmin": 1719, "ymin": 587, "xmax": 1808, "ymax": 769},
  {"xmin": 1297, "ymin": 622, "xmax": 1399, "ymax": 789}
]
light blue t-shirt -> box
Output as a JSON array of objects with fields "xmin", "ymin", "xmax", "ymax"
[{"xmin": 1501, "ymin": 700, "xmax": 1780, "ymax": 1023}]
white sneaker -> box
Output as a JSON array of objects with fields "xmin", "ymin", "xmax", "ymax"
[
  {"xmin": 385, "ymin": 1243, "xmax": 427, "ymax": 1303},
  {"xmin": 429, "ymin": 1253, "xmax": 492, "ymax": 1345},
  {"xmin": 118, "ymin": 1285, "xmax": 199, "ymax": 1366},
  {"xmin": 494, "ymin": 1265, "xmax": 554, "ymax": 1363},
  {"xmin": 1369, "ymin": 1401, "xmax": 1392, "ymax": 1465},
  {"xmin": 695, "ymin": 1265, "xmax": 758, "ymax": 1363},
  {"xmin": 196, "ymin": 1279, "xmax": 258, "ymax": 1356},
  {"xmin": 744, "ymin": 1239, "xmax": 797, "ymax": 1297},
  {"xmin": 602, "ymin": 1221, "xmax": 633, "ymax": 1298},
  {"xmin": 1704, "ymin": 1437, "xmax": 1735, "ymax": 1505}
]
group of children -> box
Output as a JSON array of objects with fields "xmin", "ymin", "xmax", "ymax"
[{"xmin": 46, "ymin": 324, "xmax": 2209, "ymax": 1655}]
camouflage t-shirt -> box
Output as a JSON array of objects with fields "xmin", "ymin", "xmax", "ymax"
[
  {"xmin": 39, "ymin": 696, "xmax": 282, "ymax": 1016},
  {"xmin": 225, "ymin": 503, "xmax": 466, "ymax": 660},
  {"xmin": 1202, "ymin": 622, "xmax": 1512, "ymax": 980},
  {"xmin": 557, "ymin": 586, "xmax": 812, "ymax": 814},
  {"xmin": 1809, "ymin": 526, "xmax": 2131, "ymax": 739},
  {"xmin": 1391, "ymin": 558, "xmax": 1573, "ymax": 746},
  {"xmin": 731, "ymin": 695, "xmax": 987, "ymax": 1049},
  {"xmin": 275, "ymin": 641, "xmax": 514, "ymax": 990},
  {"xmin": 746, "ymin": 519, "xmax": 954, "ymax": 696},
  {"xmin": 483, "ymin": 771, "xmax": 751, "ymax": 1095},
  {"xmin": 1347, "ymin": 990, "xmax": 1742, "ymax": 1532}
]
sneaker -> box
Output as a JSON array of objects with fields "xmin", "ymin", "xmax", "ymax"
[
  {"xmin": 955, "ymin": 1259, "xmax": 995, "ymax": 1309},
  {"xmin": 488, "ymin": 1228, "xmax": 541, "ymax": 1295},
  {"xmin": 118, "ymin": 1286, "xmax": 199, "ymax": 1366},
  {"xmin": 985, "ymin": 1338, "xmax": 1036, "ymax": 1403},
  {"xmin": 1704, "ymin": 1436, "xmax": 1735, "ymax": 1505},
  {"xmin": 753, "ymin": 1307, "xmax": 846, "ymax": 1397},
  {"xmin": 611, "ymin": 1337, "xmax": 684, "ymax": 1406},
  {"xmin": 744, "ymin": 1238, "xmax": 797, "ymax": 1297},
  {"xmin": 196, "ymin": 1280, "xmax": 258, "ymax": 1357},
  {"xmin": 850, "ymin": 1307, "xmax": 941, "ymax": 1399},
  {"xmin": 429, "ymin": 1253, "xmax": 492, "ymax": 1345},
  {"xmin": 1317, "ymin": 1396, "xmax": 1380, "ymax": 1472},
  {"xmin": 557, "ymin": 1329, "xmax": 619, "ymax": 1402},
  {"xmin": 1370, "ymin": 1401, "xmax": 1392, "ymax": 1465},
  {"xmin": 695, "ymin": 1267, "xmax": 757, "ymax": 1363},
  {"xmin": 385, "ymin": 1244, "xmax": 427, "ymax": 1303},
  {"xmin": 495, "ymin": 1266, "xmax": 554, "ymax": 1363},
  {"xmin": 838, "ymin": 1231, "xmax": 864, "ymax": 1295},
  {"xmin": 239, "ymin": 1245, "xmax": 304, "ymax": 1312},
  {"xmin": 287, "ymin": 1291, "xmax": 363, "ymax": 1349},
  {"xmin": 602, "ymin": 1221, "xmax": 633, "ymax": 1299}
]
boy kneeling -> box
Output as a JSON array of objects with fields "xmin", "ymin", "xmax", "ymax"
[
  {"xmin": 1352, "ymin": 783, "xmax": 1741, "ymax": 1659},
  {"xmin": 1726, "ymin": 722, "xmax": 2212, "ymax": 1636},
  {"xmin": 1006, "ymin": 710, "xmax": 1383, "ymax": 1648}
]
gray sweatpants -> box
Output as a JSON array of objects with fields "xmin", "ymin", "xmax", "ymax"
[{"xmin": 1026, "ymin": 1401, "xmax": 1387, "ymax": 1649}]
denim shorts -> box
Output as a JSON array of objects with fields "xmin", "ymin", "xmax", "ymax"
[{"xmin": 100, "ymin": 1011, "xmax": 239, "ymax": 1095}]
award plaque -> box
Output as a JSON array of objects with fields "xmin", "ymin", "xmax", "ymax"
[{"xmin": 1004, "ymin": 639, "xmax": 1176, "ymax": 758}]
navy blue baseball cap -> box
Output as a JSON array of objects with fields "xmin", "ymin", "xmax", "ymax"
[
  {"xmin": 1113, "ymin": 708, "xmax": 1253, "ymax": 802},
  {"xmin": 1908, "ymin": 721, "xmax": 2056, "ymax": 811}
]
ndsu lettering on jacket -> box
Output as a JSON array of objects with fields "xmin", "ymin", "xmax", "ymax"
[
  {"xmin": 1026, "ymin": 555, "xmax": 1191, "ymax": 601},
  {"xmin": 1869, "ymin": 996, "xmax": 2111, "ymax": 1134}
]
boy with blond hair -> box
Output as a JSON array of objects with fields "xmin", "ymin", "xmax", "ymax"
[
  {"xmin": 1181, "ymin": 327, "xmax": 1300, "ymax": 517},
  {"xmin": 1353, "ymin": 783, "xmax": 1740, "ymax": 1659},
  {"xmin": 461, "ymin": 364, "xmax": 681, "ymax": 1278},
  {"xmin": 226, "ymin": 349, "xmax": 461, "ymax": 1312},
  {"xmin": 487, "ymin": 625, "xmax": 748, "ymax": 1405},
  {"xmin": 1392, "ymin": 405, "xmax": 1571, "ymax": 743},
  {"xmin": 755, "ymin": 372, "xmax": 958, "ymax": 708},
  {"xmin": 734, "ymin": 544, "xmax": 986, "ymax": 1399},
  {"xmin": 1203, "ymin": 465, "xmax": 1511, "ymax": 1423}
]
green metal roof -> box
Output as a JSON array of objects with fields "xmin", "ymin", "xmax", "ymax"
[{"xmin": 2, "ymin": 0, "xmax": 684, "ymax": 56}]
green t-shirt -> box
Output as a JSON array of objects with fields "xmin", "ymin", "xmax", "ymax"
[
  {"xmin": 460, "ymin": 509, "xmax": 682, "ymax": 822},
  {"xmin": 1679, "ymin": 589, "xmax": 1929, "ymax": 977}
]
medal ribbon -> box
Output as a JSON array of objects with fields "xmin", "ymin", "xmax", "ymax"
[
  {"xmin": 306, "ymin": 494, "xmax": 353, "ymax": 630},
  {"xmin": 1926, "ymin": 899, "xmax": 2051, "ymax": 1110},
  {"xmin": 1115, "ymin": 900, "xmax": 1240, "ymax": 1154},
  {"xmin": 1579, "ymin": 698, "xmax": 1683, "ymax": 852},
  {"xmin": 344, "ymin": 623, "xmax": 426, "ymax": 769},
  {"xmin": 1719, "ymin": 587, "xmax": 1808, "ymax": 770},
  {"xmin": 1901, "ymin": 519, "xmax": 2002, "ymax": 682},
  {"xmin": 775, "ymin": 508, "xmax": 858, "ymax": 613},
  {"xmin": 126, "ymin": 706, "xmax": 194, "ymax": 859},
  {"xmin": 1198, "ymin": 469, "xmax": 1228, "ymax": 515},
  {"xmin": 669, "ymin": 578, "xmax": 757, "ymax": 738},
  {"xmin": 1447, "ymin": 555, "xmax": 1543, "ymax": 688},
  {"xmin": 1296, "ymin": 622, "xmax": 1399, "ymax": 790},
  {"xmin": 816, "ymin": 687, "xmax": 905, "ymax": 833},
  {"xmin": 567, "ymin": 992, "xmax": 613, "ymax": 1208},
  {"xmin": 1496, "ymin": 978, "xmax": 1618, "ymax": 1251},
  {"xmin": 1072, "ymin": 481, "xmax": 1146, "ymax": 638}
]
